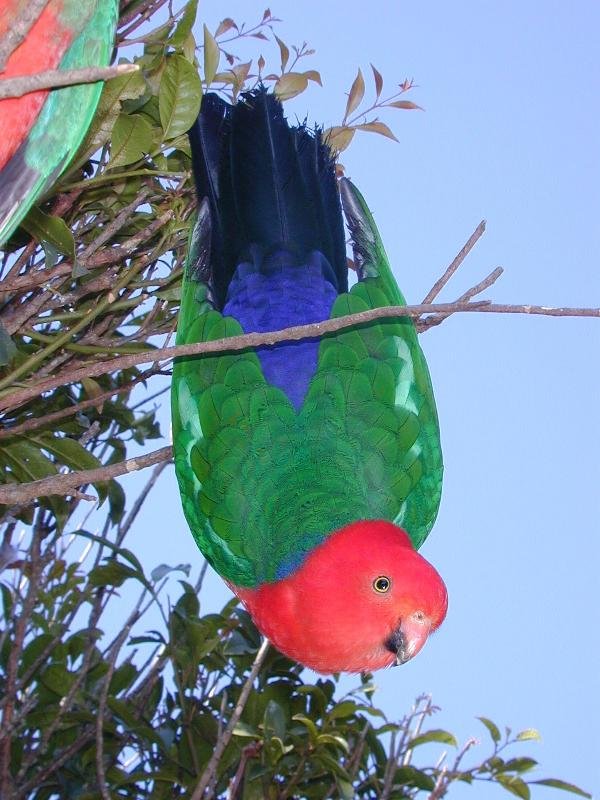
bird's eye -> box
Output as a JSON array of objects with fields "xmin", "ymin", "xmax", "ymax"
[{"xmin": 373, "ymin": 576, "xmax": 391, "ymax": 593}]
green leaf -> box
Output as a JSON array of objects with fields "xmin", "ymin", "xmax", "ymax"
[
  {"xmin": 21, "ymin": 207, "xmax": 75, "ymax": 259},
  {"xmin": 110, "ymin": 113, "xmax": 153, "ymax": 168},
  {"xmin": 292, "ymin": 713, "xmax": 319, "ymax": 743},
  {"xmin": 223, "ymin": 630, "xmax": 256, "ymax": 655},
  {"xmin": 108, "ymin": 479, "xmax": 126, "ymax": 524},
  {"xmin": 75, "ymin": 67, "xmax": 148, "ymax": 166},
  {"xmin": 88, "ymin": 560, "xmax": 141, "ymax": 588},
  {"xmin": 203, "ymin": 24, "xmax": 220, "ymax": 85},
  {"xmin": 316, "ymin": 733, "xmax": 349, "ymax": 753},
  {"xmin": 409, "ymin": 728, "xmax": 458, "ymax": 748},
  {"xmin": 170, "ymin": 0, "xmax": 199, "ymax": 47},
  {"xmin": 232, "ymin": 722, "xmax": 258, "ymax": 738},
  {"xmin": 159, "ymin": 55, "xmax": 202, "ymax": 140},
  {"xmin": 29, "ymin": 433, "xmax": 102, "ymax": 472},
  {"xmin": 336, "ymin": 777, "xmax": 355, "ymax": 800},
  {"xmin": 263, "ymin": 699, "xmax": 286, "ymax": 741},
  {"xmin": 478, "ymin": 716, "xmax": 501, "ymax": 743},
  {"xmin": 393, "ymin": 766, "xmax": 435, "ymax": 791},
  {"xmin": 496, "ymin": 774, "xmax": 531, "ymax": 799},
  {"xmin": 516, "ymin": 728, "xmax": 541, "ymax": 742},
  {"xmin": 501, "ymin": 758, "xmax": 538, "ymax": 774},
  {"xmin": 532, "ymin": 779, "xmax": 591, "ymax": 798},
  {"xmin": 151, "ymin": 563, "xmax": 191, "ymax": 582},
  {"xmin": 0, "ymin": 323, "xmax": 17, "ymax": 367},
  {"xmin": 328, "ymin": 700, "xmax": 359, "ymax": 720}
]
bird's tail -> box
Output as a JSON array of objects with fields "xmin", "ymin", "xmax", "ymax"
[{"xmin": 187, "ymin": 88, "xmax": 347, "ymax": 308}]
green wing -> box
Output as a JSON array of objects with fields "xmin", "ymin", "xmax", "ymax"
[
  {"xmin": 0, "ymin": 0, "xmax": 118, "ymax": 245},
  {"xmin": 172, "ymin": 182, "xmax": 442, "ymax": 588}
]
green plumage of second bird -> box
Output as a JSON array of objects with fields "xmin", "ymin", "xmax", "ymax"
[
  {"xmin": 24, "ymin": 0, "xmax": 118, "ymax": 173},
  {"xmin": 172, "ymin": 183, "xmax": 442, "ymax": 588},
  {"xmin": 0, "ymin": 1, "xmax": 118, "ymax": 246}
]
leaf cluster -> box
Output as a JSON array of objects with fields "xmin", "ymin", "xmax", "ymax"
[{"xmin": 0, "ymin": 521, "xmax": 590, "ymax": 798}]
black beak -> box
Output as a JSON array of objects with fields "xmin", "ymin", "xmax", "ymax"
[{"xmin": 384, "ymin": 628, "xmax": 410, "ymax": 666}]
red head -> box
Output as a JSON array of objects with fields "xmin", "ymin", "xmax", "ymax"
[{"xmin": 233, "ymin": 520, "xmax": 447, "ymax": 673}]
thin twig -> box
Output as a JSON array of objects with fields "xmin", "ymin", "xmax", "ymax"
[
  {"xmin": 418, "ymin": 267, "xmax": 504, "ymax": 332},
  {"xmin": 421, "ymin": 221, "xmax": 486, "ymax": 303},
  {"xmin": 0, "ymin": 63, "xmax": 139, "ymax": 100},
  {"xmin": 190, "ymin": 639, "xmax": 271, "ymax": 800},
  {"xmin": 1, "ymin": 299, "xmax": 597, "ymax": 414},
  {"xmin": 117, "ymin": 459, "xmax": 169, "ymax": 546}
]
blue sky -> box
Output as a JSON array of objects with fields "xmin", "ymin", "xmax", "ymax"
[{"xmin": 120, "ymin": 1, "xmax": 599, "ymax": 795}]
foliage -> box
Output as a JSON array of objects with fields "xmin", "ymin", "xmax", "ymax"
[
  {"xmin": 0, "ymin": 526, "xmax": 590, "ymax": 798},
  {"xmin": 0, "ymin": 1, "xmax": 591, "ymax": 798}
]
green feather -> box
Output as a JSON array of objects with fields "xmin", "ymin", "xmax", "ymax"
[{"xmin": 172, "ymin": 179, "xmax": 443, "ymax": 587}]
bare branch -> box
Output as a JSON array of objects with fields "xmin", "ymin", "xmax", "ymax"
[
  {"xmin": 417, "ymin": 267, "xmax": 504, "ymax": 332},
  {"xmin": 0, "ymin": 63, "xmax": 139, "ymax": 100},
  {"xmin": 422, "ymin": 221, "xmax": 486, "ymax": 303},
  {"xmin": 1, "ymin": 299, "xmax": 597, "ymax": 414},
  {"xmin": 0, "ymin": 446, "xmax": 172, "ymax": 505}
]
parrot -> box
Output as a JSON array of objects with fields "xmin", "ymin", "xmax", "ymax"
[
  {"xmin": 0, "ymin": 0, "xmax": 119, "ymax": 247},
  {"xmin": 172, "ymin": 89, "xmax": 447, "ymax": 673}
]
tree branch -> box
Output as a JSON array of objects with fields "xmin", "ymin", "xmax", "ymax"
[
  {"xmin": 0, "ymin": 63, "xmax": 139, "ymax": 100},
  {"xmin": 0, "ymin": 446, "xmax": 172, "ymax": 505},
  {"xmin": 0, "ymin": 300, "xmax": 597, "ymax": 414},
  {"xmin": 422, "ymin": 220, "xmax": 486, "ymax": 303}
]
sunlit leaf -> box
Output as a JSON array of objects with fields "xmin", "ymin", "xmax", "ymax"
[
  {"xmin": 355, "ymin": 120, "xmax": 399, "ymax": 141},
  {"xmin": 274, "ymin": 34, "xmax": 289, "ymax": 72},
  {"xmin": 274, "ymin": 72, "xmax": 309, "ymax": 101},
  {"xmin": 203, "ymin": 24, "xmax": 220, "ymax": 86},
  {"xmin": 303, "ymin": 69, "xmax": 322, "ymax": 85},
  {"xmin": 409, "ymin": 728, "xmax": 458, "ymax": 748},
  {"xmin": 345, "ymin": 68, "xmax": 365, "ymax": 119},
  {"xmin": 324, "ymin": 125, "xmax": 355, "ymax": 153},
  {"xmin": 516, "ymin": 728, "xmax": 541, "ymax": 742}
]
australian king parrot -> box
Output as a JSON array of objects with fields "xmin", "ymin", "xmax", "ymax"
[
  {"xmin": 0, "ymin": 0, "xmax": 119, "ymax": 246},
  {"xmin": 172, "ymin": 89, "xmax": 447, "ymax": 673}
]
